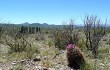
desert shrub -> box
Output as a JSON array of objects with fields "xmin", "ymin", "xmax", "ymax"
[
  {"xmin": 54, "ymin": 35, "xmax": 66, "ymax": 50},
  {"xmin": 83, "ymin": 15, "xmax": 106, "ymax": 58},
  {"xmin": 35, "ymin": 32, "xmax": 45, "ymax": 41},
  {"xmin": 7, "ymin": 36, "xmax": 40, "ymax": 59},
  {"xmin": 7, "ymin": 36, "xmax": 29, "ymax": 53},
  {"xmin": 26, "ymin": 46, "xmax": 40, "ymax": 59},
  {"xmin": 45, "ymin": 30, "xmax": 49, "ymax": 34},
  {"xmin": 47, "ymin": 40, "xmax": 54, "ymax": 47},
  {"xmin": 33, "ymin": 47, "xmax": 40, "ymax": 54},
  {"xmin": 77, "ymin": 37, "xmax": 86, "ymax": 50},
  {"xmin": 98, "ymin": 47, "xmax": 109, "ymax": 54},
  {"xmin": 52, "ymin": 19, "xmax": 79, "ymax": 50},
  {"xmin": 8, "ymin": 43, "xmax": 26, "ymax": 53},
  {"xmin": 53, "ymin": 30, "xmax": 66, "ymax": 50}
]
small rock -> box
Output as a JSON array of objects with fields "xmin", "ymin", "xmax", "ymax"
[
  {"xmin": 48, "ymin": 68, "xmax": 55, "ymax": 70},
  {"xmin": 20, "ymin": 59, "xmax": 26, "ymax": 63},
  {"xmin": 100, "ymin": 63, "xmax": 105, "ymax": 67},
  {"xmin": 36, "ymin": 66, "xmax": 42, "ymax": 69},
  {"xmin": 59, "ymin": 68, "xmax": 64, "ymax": 70},
  {"xmin": 36, "ymin": 56, "xmax": 41, "ymax": 59},
  {"xmin": 12, "ymin": 62, "xmax": 16, "ymax": 65},
  {"xmin": 56, "ymin": 65, "xmax": 60, "ymax": 68},
  {"xmin": 61, "ymin": 50, "xmax": 65, "ymax": 53},
  {"xmin": 12, "ymin": 61, "xmax": 17, "ymax": 65},
  {"xmin": 3, "ymin": 56, "xmax": 6, "ymax": 59},
  {"xmin": 43, "ymin": 56, "xmax": 48, "ymax": 60}
]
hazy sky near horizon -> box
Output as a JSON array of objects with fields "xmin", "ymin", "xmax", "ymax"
[{"xmin": 0, "ymin": 0, "xmax": 110, "ymax": 25}]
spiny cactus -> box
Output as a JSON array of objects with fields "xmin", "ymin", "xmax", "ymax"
[{"xmin": 66, "ymin": 44, "xmax": 85, "ymax": 70}]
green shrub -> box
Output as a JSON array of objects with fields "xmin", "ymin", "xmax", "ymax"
[
  {"xmin": 8, "ymin": 40, "xmax": 27, "ymax": 54},
  {"xmin": 26, "ymin": 46, "xmax": 40, "ymax": 59},
  {"xmin": 53, "ymin": 30, "xmax": 68, "ymax": 50},
  {"xmin": 47, "ymin": 40, "xmax": 54, "ymax": 47},
  {"xmin": 99, "ymin": 47, "xmax": 109, "ymax": 53},
  {"xmin": 77, "ymin": 37, "xmax": 86, "ymax": 49}
]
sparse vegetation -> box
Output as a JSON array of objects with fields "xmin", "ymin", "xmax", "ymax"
[
  {"xmin": 52, "ymin": 19, "xmax": 79, "ymax": 50},
  {"xmin": 0, "ymin": 16, "xmax": 110, "ymax": 70},
  {"xmin": 83, "ymin": 15, "xmax": 107, "ymax": 58}
]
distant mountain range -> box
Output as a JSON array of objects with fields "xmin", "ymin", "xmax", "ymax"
[
  {"xmin": 21, "ymin": 22, "xmax": 51, "ymax": 26},
  {"xmin": 19, "ymin": 22, "xmax": 62, "ymax": 29},
  {"xmin": 0, "ymin": 22, "xmax": 110, "ymax": 29}
]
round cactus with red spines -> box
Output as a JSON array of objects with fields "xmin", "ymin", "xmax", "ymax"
[{"xmin": 66, "ymin": 44, "xmax": 85, "ymax": 70}]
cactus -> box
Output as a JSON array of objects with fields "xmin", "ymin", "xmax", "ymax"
[{"xmin": 66, "ymin": 44, "xmax": 85, "ymax": 70}]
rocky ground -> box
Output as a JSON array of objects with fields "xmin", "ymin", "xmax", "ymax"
[
  {"xmin": 0, "ymin": 39, "xmax": 72, "ymax": 70},
  {"xmin": 0, "ymin": 34, "xmax": 110, "ymax": 70}
]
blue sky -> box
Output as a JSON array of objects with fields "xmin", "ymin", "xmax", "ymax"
[{"xmin": 0, "ymin": 0, "xmax": 110, "ymax": 25}]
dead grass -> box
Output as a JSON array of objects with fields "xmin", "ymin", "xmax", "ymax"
[{"xmin": 0, "ymin": 33, "xmax": 110, "ymax": 70}]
